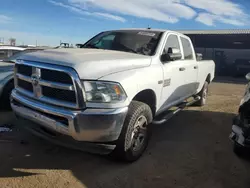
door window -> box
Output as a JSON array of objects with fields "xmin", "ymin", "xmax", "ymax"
[
  {"xmin": 181, "ymin": 37, "xmax": 193, "ymax": 60},
  {"xmin": 163, "ymin": 34, "xmax": 180, "ymax": 55}
]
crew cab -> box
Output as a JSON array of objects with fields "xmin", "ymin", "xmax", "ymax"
[{"xmin": 11, "ymin": 29, "xmax": 215, "ymax": 161}]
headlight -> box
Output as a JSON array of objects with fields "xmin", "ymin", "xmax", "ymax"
[{"xmin": 82, "ymin": 81, "xmax": 127, "ymax": 103}]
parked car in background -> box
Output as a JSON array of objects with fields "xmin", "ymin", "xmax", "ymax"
[
  {"xmin": 0, "ymin": 46, "xmax": 25, "ymax": 61},
  {"xmin": 0, "ymin": 48, "xmax": 45, "ymax": 109},
  {"xmin": 11, "ymin": 29, "xmax": 215, "ymax": 161},
  {"xmin": 231, "ymin": 72, "xmax": 250, "ymax": 155}
]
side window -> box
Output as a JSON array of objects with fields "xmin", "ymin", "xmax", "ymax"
[
  {"xmin": 0, "ymin": 50, "xmax": 8, "ymax": 60},
  {"xmin": 181, "ymin": 37, "xmax": 193, "ymax": 60},
  {"xmin": 163, "ymin": 34, "xmax": 180, "ymax": 55}
]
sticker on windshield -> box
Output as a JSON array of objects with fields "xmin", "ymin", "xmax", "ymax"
[{"xmin": 138, "ymin": 32, "xmax": 156, "ymax": 37}]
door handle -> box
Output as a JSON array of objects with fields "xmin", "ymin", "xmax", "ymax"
[
  {"xmin": 194, "ymin": 66, "xmax": 198, "ymax": 69},
  {"xmin": 179, "ymin": 67, "xmax": 186, "ymax": 71}
]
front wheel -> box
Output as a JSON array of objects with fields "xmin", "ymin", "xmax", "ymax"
[{"xmin": 112, "ymin": 101, "xmax": 153, "ymax": 162}]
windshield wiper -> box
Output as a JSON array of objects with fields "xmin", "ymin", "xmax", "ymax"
[{"xmin": 118, "ymin": 43, "xmax": 138, "ymax": 54}]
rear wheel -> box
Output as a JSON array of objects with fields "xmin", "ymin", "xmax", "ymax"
[
  {"xmin": 195, "ymin": 81, "xmax": 208, "ymax": 106},
  {"xmin": 112, "ymin": 101, "xmax": 153, "ymax": 162}
]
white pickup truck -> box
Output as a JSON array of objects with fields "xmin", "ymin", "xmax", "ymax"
[{"xmin": 11, "ymin": 29, "xmax": 215, "ymax": 161}]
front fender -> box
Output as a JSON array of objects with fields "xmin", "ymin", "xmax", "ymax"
[
  {"xmin": 0, "ymin": 72, "xmax": 14, "ymax": 96},
  {"xmin": 99, "ymin": 65, "xmax": 163, "ymax": 110}
]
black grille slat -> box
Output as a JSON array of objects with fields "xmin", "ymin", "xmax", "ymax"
[
  {"xmin": 41, "ymin": 69, "xmax": 72, "ymax": 84},
  {"xmin": 18, "ymin": 79, "xmax": 33, "ymax": 92},
  {"xmin": 17, "ymin": 64, "xmax": 32, "ymax": 76},
  {"xmin": 42, "ymin": 86, "xmax": 76, "ymax": 103}
]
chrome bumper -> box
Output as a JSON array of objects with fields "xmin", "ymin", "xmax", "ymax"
[{"xmin": 11, "ymin": 90, "xmax": 128, "ymax": 144}]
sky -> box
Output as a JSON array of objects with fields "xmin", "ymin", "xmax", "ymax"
[{"xmin": 1, "ymin": 0, "xmax": 250, "ymax": 46}]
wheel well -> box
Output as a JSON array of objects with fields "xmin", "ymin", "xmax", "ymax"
[
  {"xmin": 206, "ymin": 74, "xmax": 211, "ymax": 84},
  {"xmin": 1, "ymin": 79, "xmax": 14, "ymax": 96},
  {"xmin": 132, "ymin": 89, "xmax": 156, "ymax": 116}
]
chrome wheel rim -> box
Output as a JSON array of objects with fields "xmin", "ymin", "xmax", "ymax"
[
  {"xmin": 131, "ymin": 115, "xmax": 147, "ymax": 152},
  {"xmin": 203, "ymin": 86, "xmax": 208, "ymax": 100}
]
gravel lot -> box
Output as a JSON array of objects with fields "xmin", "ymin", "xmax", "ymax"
[{"xmin": 0, "ymin": 81, "xmax": 250, "ymax": 188}]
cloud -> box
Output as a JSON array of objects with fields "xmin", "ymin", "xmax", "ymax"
[
  {"xmin": 48, "ymin": 0, "xmax": 126, "ymax": 22},
  {"xmin": 184, "ymin": 0, "xmax": 247, "ymax": 26},
  {"xmin": 68, "ymin": 0, "xmax": 248, "ymax": 26},
  {"xmin": 195, "ymin": 13, "xmax": 215, "ymax": 26},
  {"xmin": 157, "ymin": 3, "xmax": 196, "ymax": 19},
  {"xmin": 0, "ymin": 15, "xmax": 12, "ymax": 24},
  {"xmin": 68, "ymin": 0, "xmax": 183, "ymax": 23},
  {"xmin": 184, "ymin": 0, "xmax": 245, "ymax": 17},
  {"xmin": 196, "ymin": 13, "xmax": 245, "ymax": 26}
]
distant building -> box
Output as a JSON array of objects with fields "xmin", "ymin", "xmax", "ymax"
[
  {"xmin": 9, "ymin": 38, "xmax": 16, "ymax": 46},
  {"xmin": 178, "ymin": 29, "xmax": 250, "ymax": 77}
]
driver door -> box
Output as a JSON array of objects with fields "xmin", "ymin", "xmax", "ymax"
[{"xmin": 158, "ymin": 33, "xmax": 185, "ymax": 113}]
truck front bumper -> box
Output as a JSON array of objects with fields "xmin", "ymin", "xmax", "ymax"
[{"xmin": 11, "ymin": 90, "xmax": 128, "ymax": 154}]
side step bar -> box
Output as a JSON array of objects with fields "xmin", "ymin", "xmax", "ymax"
[{"xmin": 152, "ymin": 96, "xmax": 201, "ymax": 125}]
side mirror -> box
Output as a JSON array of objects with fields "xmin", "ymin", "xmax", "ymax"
[
  {"xmin": 160, "ymin": 53, "xmax": 171, "ymax": 62},
  {"xmin": 161, "ymin": 48, "xmax": 182, "ymax": 62},
  {"xmin": 196, "ymin": 53, "xmax": 203, "ymax": 61},
  {"xmin": 246, "ymin": 73, "xmax": 250, "ymax": 81}
]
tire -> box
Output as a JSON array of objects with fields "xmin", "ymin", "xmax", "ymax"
[
  {"xmin": 195, "ymin": 81, "xmax": 208, "ymax": 107},
  {"xmin": 233, "ymin": 142, "xmax": 245, "ymax": 157},
  {"xmin": 112, "ymin": 101, "xmax": 153, "ymax": 162},
  {"xmin": 1, "ymin": 80, "xmax": 14, "ymax": 110}
]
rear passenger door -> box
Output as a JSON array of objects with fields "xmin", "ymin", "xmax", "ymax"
[{"xmin": 179, "ymin": 36, "xmax": 198, "ymax": 100}]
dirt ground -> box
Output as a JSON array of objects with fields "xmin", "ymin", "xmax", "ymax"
[{"xmin": 0, "ymin": 81, "xmax": 250, "ymax": 188}]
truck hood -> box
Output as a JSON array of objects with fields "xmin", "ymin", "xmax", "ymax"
[{"xmin": 19, "ymin": 48, "xmax": 152, "ymax": 79}]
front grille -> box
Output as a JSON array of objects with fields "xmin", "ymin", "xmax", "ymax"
[
  {"xmin": 41, "ymin": 69, "xmax": 72, "ymax": 84},
  {"xmin": 18, "ymin": 79, "xmax": 33, "ymax": 92},
  {"xmin": 42, "ymin": 86, "xmax": 76, "ymax": 103},
  {"xmin": 17, "ymin": 64, "xmax": 32, "ymax": 76},
  {"xmin": 15, "ymin": 61, "xmax": 81, "ymax": 108}
]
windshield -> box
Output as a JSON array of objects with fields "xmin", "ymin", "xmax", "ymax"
[{"xmin": 81, "ymin": 30, "xmax": 163, "ymax": 56}]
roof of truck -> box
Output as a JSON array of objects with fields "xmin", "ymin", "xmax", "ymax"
[
  {"xmin": 113, "ymin": 28, "xmax": 189, "ymax": 37},
  {"xmin": 119, "ymin": 28, "xmax": 175, "ymax": 33},
  {"xmin": 121, "ymin": 28, "xmax": 250, "ymax": 35}
]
